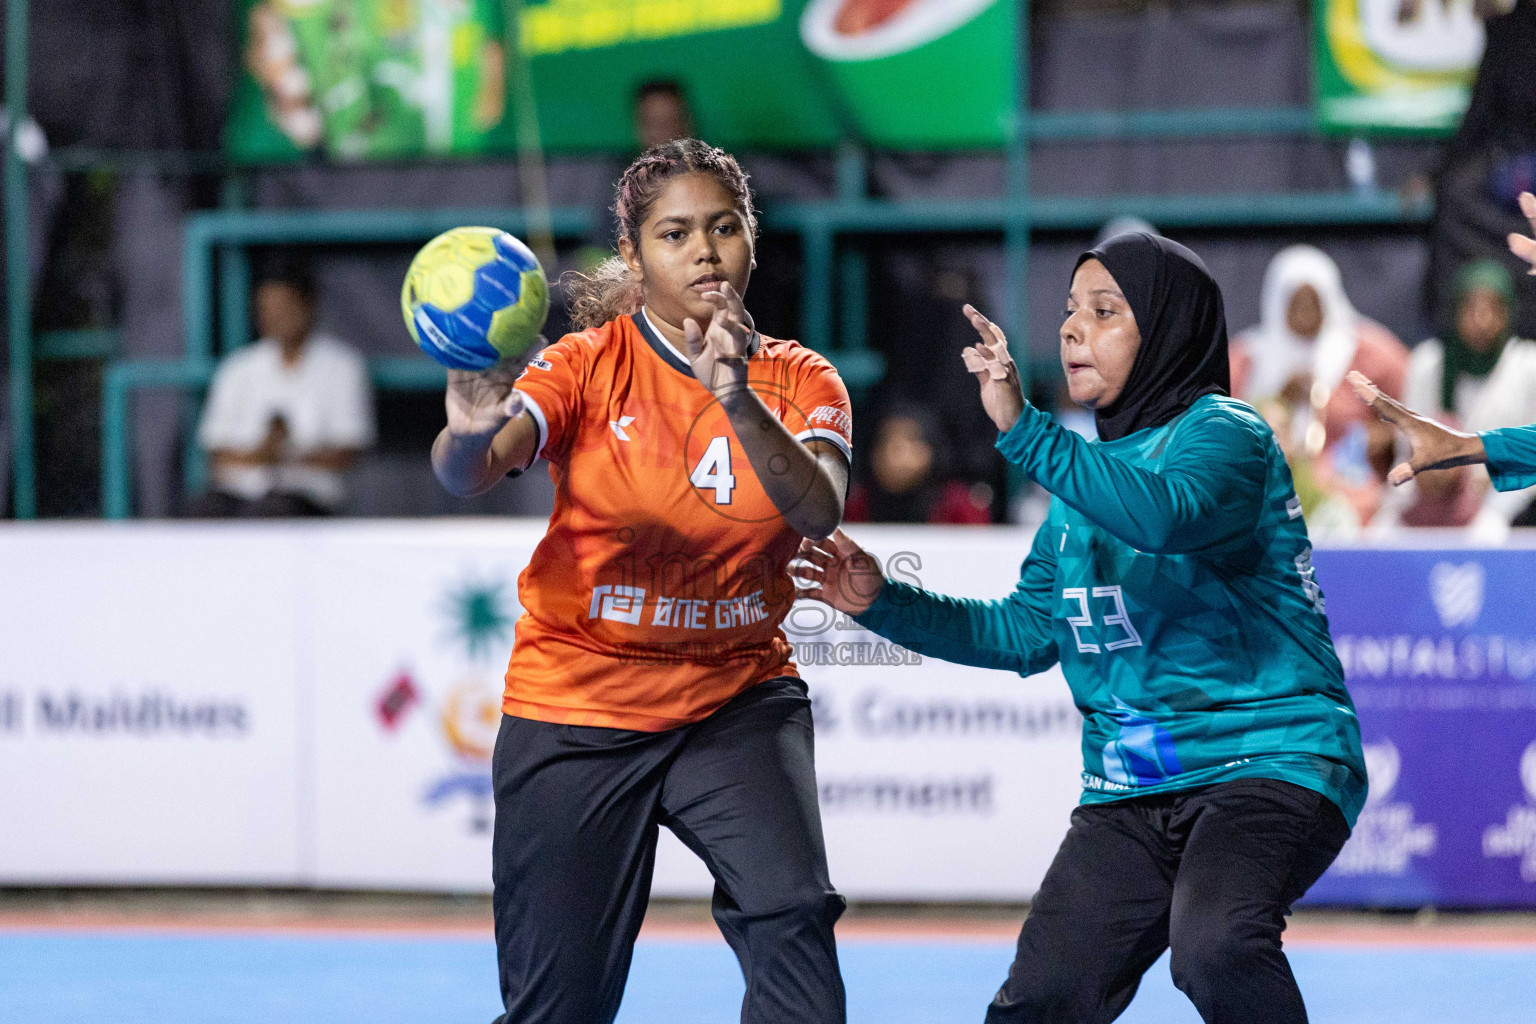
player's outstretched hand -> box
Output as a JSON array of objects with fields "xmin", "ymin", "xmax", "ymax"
[
  {"xmin": 791, "ymin": 529, "xmax": 885, "ymax": 616},
  {"xmin": 684, "ymin": 280, "xmax": 756, "ymax": 397},
  {"xmin": 445, "ymin": 362, "xmax": 526, "ymax": 438},
  {"xmin": 1347, "ymin": 371, "xmax": 1487, "ymax": 485},
  {"xmin": 961, "ymin": 304, "xmax": 1026, "ymax": 433},
  {"xmin": 1509, "ymin": 191, "xmax": 1536, "ymax": 275}
]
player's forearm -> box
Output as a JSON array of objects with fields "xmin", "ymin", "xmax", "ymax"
[
  {"xmin": 720, "ymin": 388, "xmax": 843, "ymax": 539},
  {"xmin": 998, "ymin": 404, "xmax": 1260, "ymax": 554},
  {"xmin": 856, "ymin": 580, "xmax": 1055, "ymax": 676},
  {"xmin": 433, "ymin": 415, "xmax": 538, "ymax": 496},
  {"xmin": 431, "ymin": 427, "xmax": 503, "ymax": 497}
]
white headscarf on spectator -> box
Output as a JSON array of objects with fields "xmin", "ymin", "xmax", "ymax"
[{"xmin": 1244, "ymin": 245, "xmax": 1360, "ymax": 403}]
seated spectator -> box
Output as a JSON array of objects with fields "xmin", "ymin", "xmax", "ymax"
[
  {"xmin": 187, "ymin": 263, "xmax": 375, "ymax": 517},
  {"xmin": 845, "ymin": 405, "xmax": 991, "ymax": 524},
  {"xmin": 1380, "ymin": 259, "xmax": 1536, "ymax": 531},
  {"xmin": 1231, "ymin": 245, "xmax": 1410, "ymax": 523}
]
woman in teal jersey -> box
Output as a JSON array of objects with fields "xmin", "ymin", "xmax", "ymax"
[
  {"xmin": 1350, "ymin": 191, "xmax": 1536, "ymax": 490},
  {"xmin": 795, "ymin": 232, "xmax": 1365, "ymax": 1024}
]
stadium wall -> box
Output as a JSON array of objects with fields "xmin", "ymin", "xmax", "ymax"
[{"xmin": 3, "ymin": 523, "xmax": 1534, "ymax": 906}]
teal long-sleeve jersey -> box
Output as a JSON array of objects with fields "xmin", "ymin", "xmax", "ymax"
[
  {"xmin": 1482, "ymin": 425, "xmax": 1536, "ymax": 492},
  {"xmin": 855, "ymin": 395, "xmax": 1368, "ymax": 827}
]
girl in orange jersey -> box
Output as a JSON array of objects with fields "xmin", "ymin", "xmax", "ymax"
[{"xmin": 431, "ymin": 139, "xmax": 853, "ymax": 1024}]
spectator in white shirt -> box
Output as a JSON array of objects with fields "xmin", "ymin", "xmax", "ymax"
[{"xmin": 188, "ymin": 264, "xmax": 375, "ymax": 516}]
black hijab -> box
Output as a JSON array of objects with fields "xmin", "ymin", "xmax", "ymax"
[{"xmin": 1075, "ymin": 232, "xmax": 1231, "ymax": 442}]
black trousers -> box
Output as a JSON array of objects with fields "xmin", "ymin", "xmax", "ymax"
[
  {"xmin": 986, "ymin": 779, "xmax": 1350, "ymax": 1024},
  {"xmin": 489, "ymin": 675, "xmax": 846, "ymax": 1024}
]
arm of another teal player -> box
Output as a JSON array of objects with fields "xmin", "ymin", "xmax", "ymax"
[
  {"xmin": 853, "ymin": 517, "xmax": 1061, "ymax": 677},
  {"xmin": 1482, "ymin": 425, "xmax": 1536, "ymax": 492},
  {"xmin": 997, "ymin": 401, "xmax": 1267, "ymax": 557}
]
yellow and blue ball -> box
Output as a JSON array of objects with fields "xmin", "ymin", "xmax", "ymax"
[{"xmin": 401, "ymin": 227, "xmax": 550, "ymax": 371}]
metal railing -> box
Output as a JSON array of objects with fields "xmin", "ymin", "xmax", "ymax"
[
  {"xmin": 2, "ymin": 0, "xmax": 1434, "ymax": 518},
  {"xmin": 96, "ymin": 183, "xmax": 1430, "ymax": 517}
]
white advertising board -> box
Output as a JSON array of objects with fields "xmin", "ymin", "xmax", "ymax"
[
  {"xmin": 789, "ymin": 528, "xmax": 1081, "ymax": 900},
  {"xmin": 0, "ymin": 522, "xmax": 1082, "ymax": 898},
  {"xmin": 0, "ymin": 525, "xmax": 305, "ymax": 883},
  {"xmin": 304, "ymin": 524, "xmax": 540, "ymax": 890}
]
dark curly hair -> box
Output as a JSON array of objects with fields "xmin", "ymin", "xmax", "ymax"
[{"xmin": 564, "ymin": 139, "xmax": 757, "ymax": 331}]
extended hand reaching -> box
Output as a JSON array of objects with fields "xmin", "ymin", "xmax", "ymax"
[
  {"xmin": 1346, "ymin": 371, "xmax": 1487, "ymax": 485},
  {"xmin": 791, "ymin": 529, "xmax": 886, "ymax": 617}
]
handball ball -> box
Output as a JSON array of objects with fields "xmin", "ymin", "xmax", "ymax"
[{"xmin": 401, "ymin": 227, "xmax": 550, "ymax": 371}]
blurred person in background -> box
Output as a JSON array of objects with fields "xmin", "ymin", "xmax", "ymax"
[
  {"xmin": 867, "ymin": 264, "xmax": 1008, "ymax": 521},
  {"xmin": 576, "ymin": 80, "xmax": 697, "ymax": 273},
  {"xmin": 1252, "ymin": 397, "xmax": 1363, "ymax": 539},
  {"xmin": 845, "ymin": 404, "xmax": 991, "ymax": 524},
  {"xmin": 1376, "ymin": 259, "xmax": 1536, "ymax": 533},
  {"xmin": 633, "ymin": 80, "xmax": 695, "ymax": 152},
  {"xmin": 186, "ymin": 261, "xmax": 375, "ymax": 517},
  {"xmin": 1230, "ymin": 245, "xmax": 1408, "ymax": 524},
  {"xmin": 1430, "ymin": 0, "xmax": 1536, "ymax": 339}
]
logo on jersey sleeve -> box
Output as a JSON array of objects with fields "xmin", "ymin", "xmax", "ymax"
[
  {"xmin": 808, "ymin": 405, "xmax": 852, "ymax": 437},
  {"xmin": 516, "ymin": 357, "xmax": 554, "ymax": 379}
]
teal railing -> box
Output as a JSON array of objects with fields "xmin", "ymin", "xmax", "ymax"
[
  {"xmin": 2, "ymin": 0, "xmax": 1431, "ymax": 520},
  {"xmin": 97, "ymin": 181, "xmax": 1430, "ymax": 517},
  {"xmin": 2, "ymin": 0, "xmax": 1434, "ymax": 518}
]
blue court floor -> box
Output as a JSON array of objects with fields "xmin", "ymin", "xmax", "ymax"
[{"xmin": 1, "ymin": 930, "xmax": 1531, "ymax": 1024}]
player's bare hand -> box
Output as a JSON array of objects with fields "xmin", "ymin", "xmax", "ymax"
[
  {"xmin": 445, "ymin": 363, "xmax": 526, "ymax": 437},
  {"xmin": 961, "ymin": 304, "xmax": 1026, "ymax": 433},
  {"xmin": 791, "ymin": 528, "xmax": 885, "ymax": 616},
  {"xmin": 685, "ymin": 280, "xmax": 756, "ymax": 397},
  {"xmin": 1347, "ymin": 371, "xmax": 1487, "ymax": 484},
  {"xmin": 1509, "ymin": 191, "xmax": 1536, "ymax": 275}
]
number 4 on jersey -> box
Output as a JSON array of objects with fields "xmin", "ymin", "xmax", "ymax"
[{"xmin": 690, "ymin": 436, "xmax": 736, "ymax": 504}]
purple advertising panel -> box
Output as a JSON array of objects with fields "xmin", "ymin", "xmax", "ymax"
[{"xmin": 1303, "ymin": 548, "xmax": 1536, "ymax": 907}]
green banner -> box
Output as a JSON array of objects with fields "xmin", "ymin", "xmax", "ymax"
[
  {"xmin": 230, "ymin": 0, "xmax": 518, "ymax": 161},
  {"xmin": 1312, "ymin": 0, "xmax": 1484, "ymax": 135},
  {"xmin": 228, "ymin": 0, "xmax": 1016, "ymax": 162}
]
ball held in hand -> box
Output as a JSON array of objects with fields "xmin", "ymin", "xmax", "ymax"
[{"xmin": 401, "ymin": 227, "xmax": 550, "ymax": 371}]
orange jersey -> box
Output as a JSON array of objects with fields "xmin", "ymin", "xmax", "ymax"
[{"xmin": 505, "ymin": 311, "xmax": 853, "ymax": 731}]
